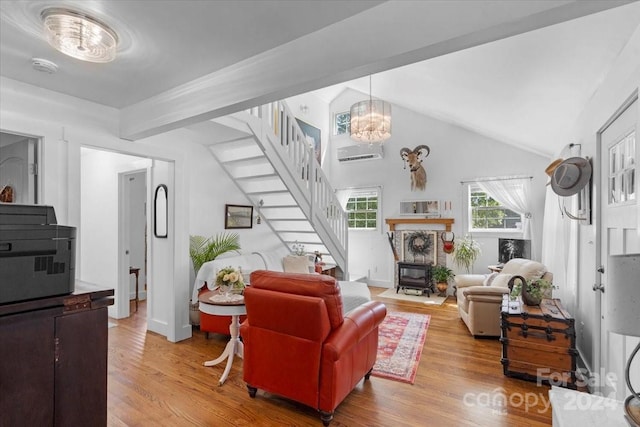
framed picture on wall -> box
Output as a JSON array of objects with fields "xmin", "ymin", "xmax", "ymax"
[
  {"xmin": 225, "ymin": 204, "xmax": 253, "ymax": 229},
  {"xmin": 296, "ymin": 118, "xmax": 321, "ymax": 165},
  {"xmin": 399, "ymin": 200, "xmax": 440, "ymax": 217}
]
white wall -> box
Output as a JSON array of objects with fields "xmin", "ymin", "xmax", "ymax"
[
  {"xmin": 548, "ymin": 24, "xmax": 640, "ymax": 395},
  {"xmin": 80, "ymin": 148, "xmax": 151, "ymax": 318},
  {"xmin": 0, "ymin": 77, "xmax": 190, "ymax": 342},
  {"xmin": 328, "ymin": 88, "xmax": 549, "ymax": 287}
]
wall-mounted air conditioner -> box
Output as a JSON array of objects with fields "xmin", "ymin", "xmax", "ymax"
[{"xmin": 337, "ymin": 144, "xmax": 383, "ymax": 163}]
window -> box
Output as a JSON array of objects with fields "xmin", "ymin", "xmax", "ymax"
[
  {"xmin": 608, "ymin": 130, "xmax": 636, "ymax": 205},
  {"xmin": 334, "ymin": 111, "xmax": 350, "ymax": 135},
  {"xmin": 345, "ymin": 189, "xmax": 378, "ymax": 230},
  {"xmin": 469, "ymin": 185, "xmax": 522, "ymax": 231}
]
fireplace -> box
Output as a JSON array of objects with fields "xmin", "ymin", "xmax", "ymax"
[{"xmin": 397, "ymin": 262, "xmax": 434, "ymax": 296}]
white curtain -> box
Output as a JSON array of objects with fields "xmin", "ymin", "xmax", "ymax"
[{"xmin": 477, "ymin": 177, "xmax": 534, "ymax": 240}]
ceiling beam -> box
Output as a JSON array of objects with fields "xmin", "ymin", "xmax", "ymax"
[{"xmin": 120, "ymin": 0, "xmax": 632, "ymax": 141}]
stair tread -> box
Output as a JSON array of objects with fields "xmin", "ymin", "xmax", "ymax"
[
  {"xmin": 261, "ymin": 204, "xmax": 299, "ymax": 209},
  {"xmin": 220, "ymin": 154, "xmax": 266, "ymax": 164},
  {"xmin": 245, "ymin": 189, "xmax": 290, "ymax": 195},
  {"xmin": 235, "ymin": 173, "xmax": 278, "ymax": 180},
  {"xmin": 209, "ymin": 105, "xmax": 348, "ymax": 274}
]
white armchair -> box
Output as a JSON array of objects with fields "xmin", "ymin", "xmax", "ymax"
[{"xmin": 455, "ymin": 258, "xmax": 553, "ymax": 337}]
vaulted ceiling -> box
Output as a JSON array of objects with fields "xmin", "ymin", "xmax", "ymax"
[{"xmin": 1, "ymin": 1, "xmax": 639, "ymax": 155}]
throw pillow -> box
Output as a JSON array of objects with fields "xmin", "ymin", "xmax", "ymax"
[
  {"xmin": 491, "ymin": 273, "xmax": 515, "ymax": 288},
  {"xmin": 283, "ymin": 255, "xmax": 314, "ymax": 274},
  {"xmin": 483, "ymin": 272, "xmax": 499, "ymax": 287}
]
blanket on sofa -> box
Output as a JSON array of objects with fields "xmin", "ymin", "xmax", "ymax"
[{"xmin": 191, "ymin": 249, "xmax": 371, "ymax": 314}]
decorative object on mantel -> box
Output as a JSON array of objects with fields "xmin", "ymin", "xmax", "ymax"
[
  {"xmin": 452, "ymin": 234, "xmax": 480, "ymax": 273},
  {"xmin": 606, "ymin": 254, "xmax": 640, "ymax": 427},
  {"xmin": 399, "ymin": 145, "xmax": 430, "ymax": 191},
  {"xmin": 350, "ymin": 75, "xmax": 391, "ymax": 143}
]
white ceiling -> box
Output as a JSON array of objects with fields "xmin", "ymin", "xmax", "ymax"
[
  {"xmin": 314, "ymin": 3, "xmax": 640, "ymax": 155},
  {"xmin": 1, "ymin": 1, "xmax": 639, "ymax": 156}
]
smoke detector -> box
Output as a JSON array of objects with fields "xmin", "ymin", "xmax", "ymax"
[{"xmin": 32, "ymin": 58, "xmax": 58, "ymax": 74}]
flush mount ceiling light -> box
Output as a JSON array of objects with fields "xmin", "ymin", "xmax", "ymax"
[
  {"xmin": 41, "ymin": 8, "xmax": 118, "ymax": 63},
  {"xmin": 350, "ymin": 75, "xmax": 391, "ymax": 144}
]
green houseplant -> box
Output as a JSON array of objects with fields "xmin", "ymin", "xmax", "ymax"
[
  {"xmin": 189, "ymin": 233, "xmax": 241, "ymax": 274},
  {"xmin": 189, "ymin": 233, "xmax": 241, "ymax": 324},
  {"xmin": 453, "ymin": 234, "xmax": 481, "ymax": 273},
  {"xmin": 509, "ymin": 276, "xmax": 552, "ymax": 306},
  {"xmin": 432, "ymin": 265, "xmax": 455, "ymax": 296}
]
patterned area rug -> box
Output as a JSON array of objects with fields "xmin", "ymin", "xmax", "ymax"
[{"xmin": 372, "ymin": 311, "xmax": 430, "ymax": 384}]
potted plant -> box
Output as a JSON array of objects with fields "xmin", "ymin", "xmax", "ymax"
[
  {"xmin": 432, "ymin": 265, "xmax": 455, "ymax": 296},
  {"xmin": 215, "ymin": 266, "xmax": 246, "ymax": 296},
  {"xmin": 189, "ymin": 233, "xmax": 241, "ymax": 324},
  {"xmin": 453, "ymin": 234, "xmax": 481, "ymax": 273},
  {"xmin": 190, "ymin": 233, "xmax": 241, "ymax": 274},
  {"xmin": 509, "ymin": 276, "xmax": 552, "ymax": 306}
]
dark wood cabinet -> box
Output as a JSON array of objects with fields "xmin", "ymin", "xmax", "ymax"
[{"xmin": 0, "ymin": 282, "xmax": 113, "ymax": 426}]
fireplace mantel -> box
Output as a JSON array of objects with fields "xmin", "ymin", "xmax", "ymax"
[{"xmin": 385, "ymin": 218, "xmax": 454, "ymax": 232}]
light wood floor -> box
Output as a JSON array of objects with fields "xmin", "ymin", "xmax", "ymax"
[{"xmin": 108, "ymin": 288, "xmax": 552, "ymax": 426}]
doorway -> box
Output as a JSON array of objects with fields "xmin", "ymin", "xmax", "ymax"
[
  {"xmin": 80, "ymin": 148, "xmax": 152, "ymax": 319},
  {"xmin": 123, "ymin": 170, "xmax": 147, "ymax": 314},
  {"xmin": 0, "ymin": 131, "xmax": 40, "ymax": 204},
  {"xmin": 596, "ymin": 93, "xmax": 638, "ymax": 399}
]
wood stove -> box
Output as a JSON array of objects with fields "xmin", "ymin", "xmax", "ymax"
[{"xmin": 396, "ymin": 262, "xmax": 434, "ymax": 296}]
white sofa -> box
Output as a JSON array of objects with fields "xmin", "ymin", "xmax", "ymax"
[
  {"xmin": 191, "ymin": 248, "xmax": 371, "ymax": 314},
  {"xmin": 454, "ymin": 258, "xmax": 553, "ymax": 337}
]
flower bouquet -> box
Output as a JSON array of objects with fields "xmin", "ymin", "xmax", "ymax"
[{"xmin": 215, "ymin": 266, "xmax": 245, "ymax": 296}]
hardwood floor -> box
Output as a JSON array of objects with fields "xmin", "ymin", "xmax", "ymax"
[{"xmin": 108, "ymin": 289, "xmax": 552, "ymax": 426}]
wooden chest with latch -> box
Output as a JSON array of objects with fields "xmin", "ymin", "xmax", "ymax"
[{"xmin": 500, "ymin": 297, "xmax": 578, "ymax": 389}]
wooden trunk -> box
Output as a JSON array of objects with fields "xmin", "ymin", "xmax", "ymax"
[{"xmin": 500, "ymin": 297, "xmax": 577, "ymax": 389}]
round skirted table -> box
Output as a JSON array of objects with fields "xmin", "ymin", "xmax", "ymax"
[{"xmin": 198, "ymin": 290, "xmax": 246, "ymax": 386}]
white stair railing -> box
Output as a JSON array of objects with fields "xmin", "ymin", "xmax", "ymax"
[{"xmin": 245, "ymin": 102, "xmax": 348, "ymax": 272}]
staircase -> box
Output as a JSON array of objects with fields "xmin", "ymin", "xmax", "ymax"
[{"xmin": 187, "ymin": 101, "xmax": 348, "ymax": 278}]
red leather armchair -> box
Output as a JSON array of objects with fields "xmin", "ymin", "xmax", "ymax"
[{"xmin": 240, "ymin": 270, "xmax": 386, "ymax": 426}]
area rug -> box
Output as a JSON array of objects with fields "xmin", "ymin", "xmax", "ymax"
[
  {"xmin": 377, "ymin": 288, "xmax": 447, "ymax": 306},
  {"xmin": 372, "ymin": 311, "xmax": 430, "ymax": 384}
]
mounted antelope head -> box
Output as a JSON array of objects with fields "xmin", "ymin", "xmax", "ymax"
[{"xmin": 400, "ymin": 145, "xmax": 430, "ymax": 191}]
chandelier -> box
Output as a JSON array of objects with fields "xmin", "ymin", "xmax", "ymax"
[
  {"xmin": 350, "ymin": 75, "xmax": 391, "ymax": 143},
  {"xmin": 41, "ymin": 8, "xmax": 119, "ymax": 63}
]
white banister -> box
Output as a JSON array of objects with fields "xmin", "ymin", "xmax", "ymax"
[{"xmin": 244, "ymin": 101, "xmax": 348, "ymax": 272}]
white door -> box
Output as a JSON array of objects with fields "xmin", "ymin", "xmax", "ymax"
[
  {"xmin": 119, "ymin": 169, "xmax": 147, "ymax": 317},
  {"xmin": 597, "ymin": 94, "xmax": 638, "ymax": 399}
]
